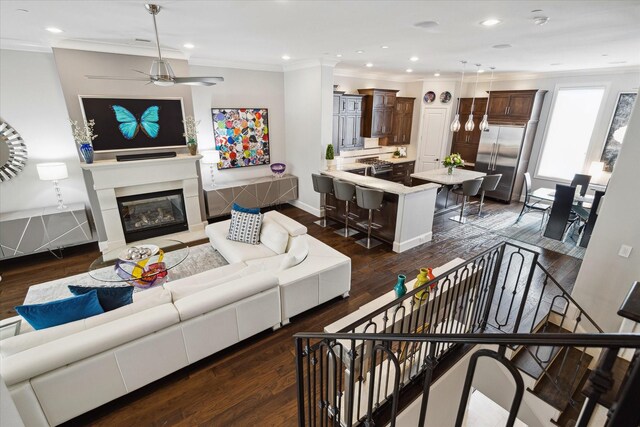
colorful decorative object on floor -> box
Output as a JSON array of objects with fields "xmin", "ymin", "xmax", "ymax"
[
  {"xmin": 271, "ymin": 163, "xmax": 286, "ymax": 178},
  {"xmin": 393, "ymin": 274, "xmax": 407, "ymax": 298},
  {"xmin": 414, "ymin": 267, "xmax": 436, "ymax": 301},
  {"xmin": 211, "ymin": 108, "xmax": 270, "ymax": 169},
  {"xmin": 443, "ymin": 153, "xmax": 465, "ymax": 175}
]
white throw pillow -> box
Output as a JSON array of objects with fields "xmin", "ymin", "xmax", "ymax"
[
  {"xmin": 260, "ymin": 218, "xmax": 289, "ymax": 255},
  {"xmin": 227, "ymin": 210, "xmax": 263, "ymax": 245}
]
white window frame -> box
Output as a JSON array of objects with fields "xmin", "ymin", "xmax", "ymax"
[{"xmin": 534, "ymin": 83, "xmax": 610, "ymax": 182}]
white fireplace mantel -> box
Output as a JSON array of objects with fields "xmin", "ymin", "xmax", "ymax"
[{"xmin": 81, "ymin": 154, "xmax": 207, "ymax": 253}]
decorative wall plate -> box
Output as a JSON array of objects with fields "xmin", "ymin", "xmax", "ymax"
[
  {"xmin": 0, "ymin": 118, "xmax": 28, "ymax": 182},
  {"xmin": 440, "ymin": 91, "xmax": 452, "ymax": 104},
  {"xmin": 423, "ymin": 91, "xmax": 436, "ymax": 104}
]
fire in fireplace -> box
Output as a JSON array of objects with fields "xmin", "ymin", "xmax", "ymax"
[{"xmin": 117, "ymin": 189, "xmax": 188, "ymax": 242}]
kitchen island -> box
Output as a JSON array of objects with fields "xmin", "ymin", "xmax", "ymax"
[{"xmin": 320, "ymin": 168, "xmax": 440, "ymax": 253}]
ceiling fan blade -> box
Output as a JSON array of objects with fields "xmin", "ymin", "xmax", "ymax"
[
  {"xmin": 132, "ymin": 69, "xmax": 151, "ymax": 76},
  {"xmin": 85, "ymin": 75, "xmax": 150, "ymax": 81},
  {"xmin": 173, "ymin": 76, "xmax": 224, "ymax": 86}
]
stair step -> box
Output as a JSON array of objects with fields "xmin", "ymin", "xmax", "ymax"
[
  {"xmin": 511, "ymin": 323, "xmax": 572, "ymax": 380},
  {"xmin": 553, "ymin": 366, "xmax": 590, "ymax": 427},
  {"xmin": 596, "ymin": 356, "xmax": 631, "ymax": 409},
  {"xmin": 531, "ymin": 347, "xmax": 593, "ymax": 411}
]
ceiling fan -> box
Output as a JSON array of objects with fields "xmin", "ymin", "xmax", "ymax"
[{"xmin": 86, "ymin": 4, "xmax": 223, "ymax": 87}]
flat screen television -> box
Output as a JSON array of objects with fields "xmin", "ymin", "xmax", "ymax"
[{"xmin": 79, "ymin": 97, "xmax": 186, "ymax": 152}]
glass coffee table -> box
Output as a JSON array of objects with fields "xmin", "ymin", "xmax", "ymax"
[{"xmin": 88, "ymin": 239, "xmax": 190, "ymax": 288}]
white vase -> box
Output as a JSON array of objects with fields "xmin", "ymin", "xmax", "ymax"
[{"xmin": 326, "ymin": 159, "xmax": 336, "ymax": 170}]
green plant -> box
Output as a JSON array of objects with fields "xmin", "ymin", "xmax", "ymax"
[
  {"xmin": 442, "ymin": 153, "xmax": 465, "ymax": 168},
  {"xmin": 393, "ymin": 149, "xmax": 401, "ymax": 157},
  {"xmin": 325, "ymin": 144, "xmax": 335, "ymax": 160}
]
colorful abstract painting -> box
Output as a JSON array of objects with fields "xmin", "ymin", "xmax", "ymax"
[{"xmin": 211, "ymin": 108, "xmax": 270, "ymax": 169}]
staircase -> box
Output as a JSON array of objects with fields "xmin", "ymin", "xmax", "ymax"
[{"xmin": 294, "ymin": 242, "xmax": 640, "ymax": 427}]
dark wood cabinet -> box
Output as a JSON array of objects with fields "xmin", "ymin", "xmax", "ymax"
[
  {"xmin": 450, "ymin": 98, "xmax": 487, "ymax": 163},
  {"xmin": 332, "ymin": 92, "xmax": 365, "ymax": 153},
  {"xmin": 384, "ymin": 97, "xmax": 415, "ymax": 146},
  {"xmin": 358, "ymin": 88, "xmax": 399, "ymax": 138},
  {"xmin": 390, "ymin": 160, "xmax": 415, "ymax": 184},
  {"xmin": 487, "ymin": 90, "xmax": 538, "ymax": 122}
]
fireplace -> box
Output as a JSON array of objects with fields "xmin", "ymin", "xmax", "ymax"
[{"xmin": 117, "ymin": 189, "xmax": 188, "ymax": 243}]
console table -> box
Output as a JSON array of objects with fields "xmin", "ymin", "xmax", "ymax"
[
  {"xmin": 0, "ymin": 203, "xmax": 92, "ymax": 260},
  {"xmin": 203, "ymin": 175, "xmax": 298, "ymax": 218}
]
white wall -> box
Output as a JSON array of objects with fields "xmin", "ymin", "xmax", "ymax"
[
  {"xmin": 463, "ymin": 70, "xmax": 640, "ymax": 191},
  {"xmin": 189, "ymin": 64, "xmax": 285, "ymax": 186},
  {"xmin": 0, "ymin": 49, "xmax": 89, "ymax": 213},
  {"xmin": 571, "ymin": 97, "xmax": 640, "ymax": 332}
]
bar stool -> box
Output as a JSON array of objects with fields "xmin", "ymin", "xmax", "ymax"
[
  {"xmin": 332, "ymin": 179, "xmax": 358, "ymax": 237},
  {"xmin": 311, "ymin": 173, "xmax": 336, "ymax": 227},
  {"xmin": 477, "ymin": 174, "xmax": 502, "ymax": 217},
  {"xmin": 450, "ymin": 178, "xmax": 483, "ymax": 224},
  {"xmin": 355, "ymin": 185, "xmax": 385, "ymax": 249}
]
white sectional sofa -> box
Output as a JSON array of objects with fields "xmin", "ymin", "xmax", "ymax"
[{"xmin": 0, "ymin": 210, "xmax": 351, "ymax": 426}]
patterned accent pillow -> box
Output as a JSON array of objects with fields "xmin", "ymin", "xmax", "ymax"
[{"xmin": 228, "ymin": 210, "xmax": 263, "ymax": 245}]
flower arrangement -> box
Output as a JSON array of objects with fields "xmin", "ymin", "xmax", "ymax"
[
  {"xmin": 442, "ymin": 153, "xmax": 465, "ymax": 174},
  {"xmin": 182, "ymin": 116, "xmax": 200, "ymax": 143},
  {"xmin": 70, "ymin": 119, "xmax": 98, "ymax": 145}
]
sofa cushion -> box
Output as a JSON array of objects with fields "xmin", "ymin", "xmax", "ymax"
[
  {"xmin": 165, "ymin": 263, "xmax": 261, "ymax": 301},
  {"xmin": 0, "ymin": 303, "xmax": 180, "ymax": 386},
  {"xmin": 245, "ymin": 254, "xmax": 289, "ymax": 272},
  {"xmin": 207, "ymin": 221, "xmax": 276, "ymax": 263},
  {"xmin": 1, "ymin": 287, "xmax": 172, "ymax": 359},
  {"xmin": 15, "ymin": 291, "xmax": 104, "ymax": 331},
  {"xmin": 173, "ymin": 272, "xmax": 279, "ymax": 321},
  {"xmin": 68, "ymin": 285, "xmax": 134, "ymax": 311},
  {"xmin": 228, "ymin": 210, "xmax": 262, "ymax": 245},
  {"xmin": 232, "ymin": 203, "xmax": 260, "ymax": 214},
  {"xmin": 264, "ymin": 211, "xmax": 307, "ymax": 237},
  {"xmin": 260, "ymin": 216, "xmax": 289, "ymax": 255}
]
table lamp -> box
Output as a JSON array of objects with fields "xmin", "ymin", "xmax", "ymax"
[
  {"xmin": 37, "ymin": 162, "xmax": 68, "ymax": 209},
  {"xmin": 201, "ymin": 150, "xmax": 220, "ymax": 187}
]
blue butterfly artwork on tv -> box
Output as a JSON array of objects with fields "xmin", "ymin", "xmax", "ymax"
[{"xmin": 110, "ymin": 105, "xmax": 160, "ymax": 139}]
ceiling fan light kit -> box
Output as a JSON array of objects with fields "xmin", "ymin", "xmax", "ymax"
[{"xmin": 84, "ymin": 4, "xmax": 223, "ymax": 87}]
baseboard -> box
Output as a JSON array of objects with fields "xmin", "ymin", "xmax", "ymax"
[
  {"xmin": 392, "ymin": 231, "xmax": 432, "ymax": 253},
  {"xmin": 289, "ymin": 200, "xmax": 321, "ymax": 217}
]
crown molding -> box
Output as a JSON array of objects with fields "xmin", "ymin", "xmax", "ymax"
[
  {"xmin": 333, "ymin": 67, "xmax": 422, "ymax": 83},
  {"xmin": 188, "ymin": 57, "xmax": 283, "ymax": 73},
  {"xmin": 282, "ymin": 58, "xmax": 339, "ymax": 72},
  {"xmin": 0, "ymin": 38, "xmax": 52, "ymax": 53}
]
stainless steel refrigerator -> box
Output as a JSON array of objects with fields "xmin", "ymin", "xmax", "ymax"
[{"xmin": 475, "ymin": 125, "xmax": 527, "ymax": 202}]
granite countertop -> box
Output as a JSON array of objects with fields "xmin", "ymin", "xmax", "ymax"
[
  {"xmin": 411, "ymin": 168, "xmax": 486, "ymax": 185},
  {"xmin": 321, "ymin": 169, "xmax": 439, "ymax": 195},
  {"xmin": 386, "ymin": 157, "xmax": 416, "ymax": 164}
]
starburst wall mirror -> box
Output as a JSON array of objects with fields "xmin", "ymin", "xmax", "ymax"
[{"xmin": 0, "ymin": 118, "xmax": 28, "ymax": 182}]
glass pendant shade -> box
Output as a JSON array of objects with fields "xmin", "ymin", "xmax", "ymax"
[
  {"xmin": 450, "ymin": 114, "xmax": 461, "ymax": 132},
  {"xmin": 465, "ymin": 114, "xmax": 475, "ymax": 131},
  {"xmin": 150, "ymin": 59, "xmax": 175, "ymax": 86},
  {"xmin": 479, "ymin": 114, "xmax": 489, "ymax": 131}
]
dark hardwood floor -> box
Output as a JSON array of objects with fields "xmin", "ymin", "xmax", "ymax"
[{"xmin": 0, "ymin": 200, "xmax": 583, "ymax": 426}]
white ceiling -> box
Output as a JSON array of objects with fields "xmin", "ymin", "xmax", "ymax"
[{"xmin": 1, "ymin": 0, "xmax": 639, "ymax": 79}]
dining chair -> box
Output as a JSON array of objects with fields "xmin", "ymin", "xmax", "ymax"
[
  {"xmin": 543, "ymin": 184, "xmax": 576, "ymax": 241},
  {"xmin": 516, "ymin": 172, "xmax": 550, "ymax": 225},
  {"xmin": 450, "ymin": 178, "xmax": 483, "ymax": 224},
  {"xmin": 477, "ymin": 174, "xmax": 502, "ymax": 216},
  {"xmin": 570, "ymin": 174, "xmax": 592, "ymax": 197},
  {"xmin": 577, "ymin": 190, "xmax": 605, "ymax": 248}
]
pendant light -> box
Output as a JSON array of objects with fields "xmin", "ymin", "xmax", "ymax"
[
  {"xmin": 479, "ymin": 67, "xmax": 495, "ymax": 131},
  {"xmin": 465, "ymin": 64, "xmax": 482, "ymax": 132},
  {"xmin": 450, "ymin": 60, "xmax": 467, "ymax": 132}
]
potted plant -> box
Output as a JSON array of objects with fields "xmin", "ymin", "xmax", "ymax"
[
  {"xmin": 393, "ymin": 148, "xmax": 401, "ymax": 158},
  {"xmin": 325, "ymin": 144, "xmax": 336, "ymax": 169},
  {"xmin": 442, "ymin": 153, "xmax": 465, "ymax": 175},
  {"xmin": 70, "ymin": 119, "xmax": 98, "ymax": 164},
  {"xmin": 183, "ymin": 116, "xmax": 200, "ymax": 155}
]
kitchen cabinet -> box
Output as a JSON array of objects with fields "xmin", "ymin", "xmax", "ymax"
[
  {"xmin": 487, "ymin": 90, "xmax": 538, "ymax": 122},
  {"xmin": 450, "ymin": 97, "xmax": 487, "ymax": 163},
  {"xmin": 332, "ymin": 92, "xmax": 365, "ymax": 153},
  {"xmin": 390, "ymin": 160, "xmax": 415, "ymax": 185},
  {"xmin": 383, "ymin": 97, "xmax": 415, "ymax": 146},
  {"xmin": 358, "ymin": 88, "xmax": 399, "ymax": 138}
]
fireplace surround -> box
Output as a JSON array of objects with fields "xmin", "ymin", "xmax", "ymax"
[
  {"xmin": 81, "ymin": 153, "xmax": 207, "ymax": 253},
  {"xmin": 117, "ymin": 189, "xmax": 188, "ymax": 242}
]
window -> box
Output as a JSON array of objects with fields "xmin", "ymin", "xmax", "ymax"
[{"xmin": 537, "ymin": 86, "xmax": 605, "ymax": 181}]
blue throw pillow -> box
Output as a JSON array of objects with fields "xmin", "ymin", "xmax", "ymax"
[
  {"xmin": 232, "ymin": 203, "xmax": 260, "ymax": 214},
  {"xmin": 68, "ymin": 285, "xmax": 134, "ymax": 312},
  {"xmin": 15, "ymin": 290, "xmax": 104, "ymax": 330}
]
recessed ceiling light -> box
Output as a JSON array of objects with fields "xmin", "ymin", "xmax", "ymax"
[
  {"xmin": 356, "ymin": 50, "xmax": 364, "ymax": 54},
  {"xmin": 434, "ymin": 72, "xmax": 440, "ymax": 77},
  {"xmin": 478, "ymin": 69, "xmax": 485, "ymax": 73},
  {"xmin": 365, "ymin": 63, "xmax": 373, "ymax": 68},
  {"xmin": 409, "ymin": 56, "xmax": 419, "ymax": 62},
  {"xmin": 414, "ymin": 20, "xmax": 439, "ymax": 29},
  {"xmin": 406, "ymin": 69, "xmax": 413, "ymax": 73},
  {"xmin": 531, "ymin": 9, "xmax": 543, "ymax": 13},
  {"xmin": 533, "ymin": 16, "xmax": 550, "ymax": 26},
  {"xmin": 183, "ymin": 43, "xmax": 195, "ymax": 49},
  {"xmin": 46, "ymin": 27, "xmax": 63, "ymax": 33},
  {"xmin": 381, "ymin": 45, "xmax": 389, "ymax": 49},
  {"xmin": 336, "ymin": 54, "xmax": 343, "ymax": 58},
  {"xmin": 493, "ymin": 44, "xmax": 512, "ymax": 49},
  {"xmin": 480, "ymin": 19, "xmax": 501, "ymax": 27},
  {"xmin": 281, "ymin": 54, "xmax": 291, "ymax": 60}
]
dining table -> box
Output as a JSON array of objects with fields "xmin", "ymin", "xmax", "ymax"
[
  {"xmin": 410, "ymin": 167, "xmax": 487, "ymax": 214},
  {"xmin": 531, "ymin": 187, "xmax": 595, "ymax": 205}
]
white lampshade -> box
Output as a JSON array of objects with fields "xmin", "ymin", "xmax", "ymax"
[
  {"xmin": 37, "ymin": 162, "xmax": 68, "ymax": 181},
  {"xmin": 201, "ymin": 150, "xmax": 221, "ymax": 165}
]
